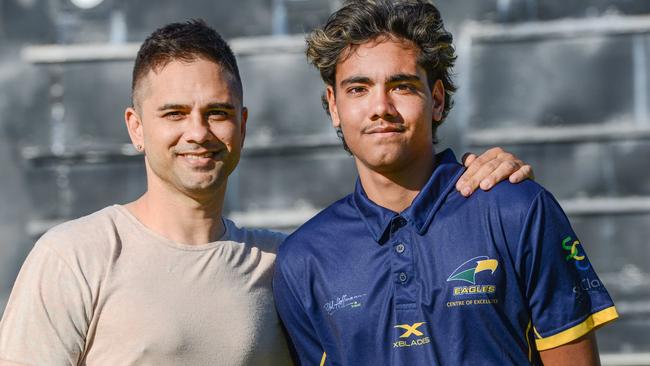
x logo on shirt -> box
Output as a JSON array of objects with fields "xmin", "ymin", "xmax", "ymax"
[{"xmin": 394, "ymin": 322, "xmax": 426, "ymax": 338}]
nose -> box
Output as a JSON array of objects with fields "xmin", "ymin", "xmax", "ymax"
[
  {"xmin": 185, "ymin": 110, "xmax": 211, "ymax": 143},
  {"xmin": 370, "ymin": 89, "xmax": 398, "ymax": 121}
]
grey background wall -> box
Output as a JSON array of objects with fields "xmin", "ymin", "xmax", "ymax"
[{"xmin": 0, "ymin": 0, "xmax": 648, "ymax": 361}]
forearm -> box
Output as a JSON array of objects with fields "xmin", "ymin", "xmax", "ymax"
[{"xmin": 539, "ymin": 332, "xmax": 600, "ymax": 366}]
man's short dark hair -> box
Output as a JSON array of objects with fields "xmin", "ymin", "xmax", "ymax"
[
  {"xmin": 131, "ymin": 19, "xmax": 242, "ymax": 108},
  {"xmin": 306, "ymin": 0, "xmax": 457, "ymax": 149}
]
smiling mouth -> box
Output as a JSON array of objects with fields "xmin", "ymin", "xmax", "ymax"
[
  {"xmin": 178, "ymin": 152, "xmax": 215, "ymax": 159},
  {"xmin": 176, "ymin": 151, "xmax": 223, "ymax": 167}
]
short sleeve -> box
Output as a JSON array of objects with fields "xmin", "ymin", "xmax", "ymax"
[
  {"xmin": 518, "ymin": 190, "xmax": 618, "ymax": 351},
  {"xmin": 273, "ymin": 250, "xmax": 327, "ymax": 366},
  {"xmin": 0, "ymin": 239, "xmax": 92, "ymax": 365}
]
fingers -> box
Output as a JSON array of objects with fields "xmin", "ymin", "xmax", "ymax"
[
  {"xmin": 508, "ymin": 164, "xmax": 535, "ymax": 183},
  {"xmin": 456, "ymin": 147, "xmax": 533, "ymax": 197},
  {"xmin": 477, "ymin": 159, "xmax": 523, "ymax": 190},
  {"xmin": 456, "ymin": 147, "xmax": 505, "ymax": 196},
  {"xmin": 461, "ymin": 152, "xmax": 477, "ymax": 166},
  {"xmin": 462, "ymin": 147, "xmax": 504, "ymax": 178}
]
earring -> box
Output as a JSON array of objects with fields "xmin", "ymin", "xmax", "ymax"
[{"xmin": 136, "ymin": 144, "xmax": 143, "ymax": 151}]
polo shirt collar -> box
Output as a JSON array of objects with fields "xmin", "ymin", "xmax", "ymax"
[{"xmin": 352, "ymin": 149, "xmax": 464, "ymax": 242}]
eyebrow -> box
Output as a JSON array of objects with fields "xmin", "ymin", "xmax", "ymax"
[
  {"xmin": 339, "ymin": 76, "xmax": 373, "ymax": 87},
  {"xmin": 157, "ymin": 102, "xmax": 236, "ymax": 111},
  {"xmin": 206, "ymin": 102, "xmax": 236, "ymax": 111},
  {"xmin": 157, "ymin": 103, "xmax": 188, "ymax": 111},
  {"xmin": 339, "ymin": 73, "xmax": 423, "ymax": 87},
  {"xmin": 387, "ymin": 73, "xmax": 422, "ymax": 84}
]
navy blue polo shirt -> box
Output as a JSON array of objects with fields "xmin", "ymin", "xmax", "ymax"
[{"xmin": 274, "ymin": 149, "xmax": 617, "ymax": 366}]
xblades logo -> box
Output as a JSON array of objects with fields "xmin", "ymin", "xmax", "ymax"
[
  {"xmin": 392, "ymin": 322, "xmax": 430, "ymax": 349},
  {"xmin": 394, "ymin": 322, "xmax": 425, "ymax": 338}
]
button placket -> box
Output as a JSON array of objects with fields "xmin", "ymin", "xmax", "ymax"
[
  {"xmin": 398, "ymin": 272, "xmax": 408, "ymax": 283},
  {"xmin": 389, "ymin": 216, "xmax": 416, "ymax": 306}
]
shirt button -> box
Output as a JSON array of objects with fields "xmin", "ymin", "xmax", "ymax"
[
  {"xmin": 395, "ymin": 243, "xmax": 405, "ymax": 254},
  {"xmin": 398, "ymin": 272, "xmax": 408, "ymax": 283}
]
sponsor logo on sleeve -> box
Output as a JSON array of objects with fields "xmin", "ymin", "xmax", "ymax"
[
  {"xmin": 572, "ymin": 276, "xmax": 605, "ymax": 305},
  {"xmin": 573, "ymin": 277, "xmax": 604, "ymax": 294},
  {"xmin": 562, "ymin": 236, "xmax": 590, "ymax": 271}
]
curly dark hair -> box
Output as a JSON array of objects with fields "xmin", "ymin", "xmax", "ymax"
[
  {"xmin": 306, "ymin": 0, "xmax": 457, "ymax": 148},
  {"xmin": 131, "ymin": 19, "xmax": 242, "ymax": 109}
]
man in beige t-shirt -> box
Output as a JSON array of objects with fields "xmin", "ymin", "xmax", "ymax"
[
  {"xmin": 0, "ymin": 20, "xmax": 293, "ymax": 365},
  {"xmin": 0, "ymin": 206, "xmax": 290, "ymax": 365},
  {"xmin": 0, "ymin": 20, "xmax": 532, "ymax": 365}
]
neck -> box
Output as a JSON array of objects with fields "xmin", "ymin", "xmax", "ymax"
[
  {"xmin": 357, "ymin": 151, "xmax": 435, "ymax": 213},
  {"xmin": 125, "ymin": 180, "xmax": 227, "ymax": 246}
]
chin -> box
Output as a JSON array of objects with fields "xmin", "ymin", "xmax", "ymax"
[
  {"xmin": 357, "ymin": 148, "xmax": 406, "ymax": 165},
  {"xmin": 178, "ymin": 174, "xmax": 226, "ymax": 193},
  {"xmin": 356, "ymin": 156, "xmax": 406, "ymax": 175}
]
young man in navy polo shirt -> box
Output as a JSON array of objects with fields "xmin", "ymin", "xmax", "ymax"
[{"xmin": 273, "ymin": 1, "xmax": 618, "ymax": 365}]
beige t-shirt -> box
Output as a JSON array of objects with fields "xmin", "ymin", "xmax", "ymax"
[{"xmin": 0, "ymin": 205, "xmax": 293, "ymax": 366}]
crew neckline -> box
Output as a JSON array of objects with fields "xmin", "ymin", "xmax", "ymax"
[{"xmin": 112, "ymin": 204, "xmax": 231, "ymax": 251}]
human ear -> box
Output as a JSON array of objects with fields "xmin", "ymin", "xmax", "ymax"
[
  {"xmin": 326, "ymin": 85, "xmax": 341, "ymax": 128},
  {"xmin": 431, "ymin": 79, "xmax": 445, "ymax": 122},
  {"xmin": 240, "ymin": 106, "xmax": 248, "ymax": 148},
  {"xmin": 125, "ymin": 107, "xmax": 145, "ymax": 152}
]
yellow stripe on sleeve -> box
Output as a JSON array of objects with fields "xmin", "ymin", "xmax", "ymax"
[
  {"xmin": 320, "ymin": 352, "xmax": 326, "ymax": 366},
  {"xmin": 535, "ymin": 306, "xmax": 619, "ymax": 351}
]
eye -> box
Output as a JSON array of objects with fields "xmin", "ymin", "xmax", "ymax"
[
  {"xmin": 346, "ymin": 86, "xmax": 367, "ymax": 96},
  {"xmin": 206, "ymin": 110, "xmax": 229, "ymax": 120},
  {"xmin": 163, "ymin": 111, "xmax": 185, "ymax": 121},
  {"xmin": 394, "ymin": 83, "xmax": 417, "ymax": 93}
]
